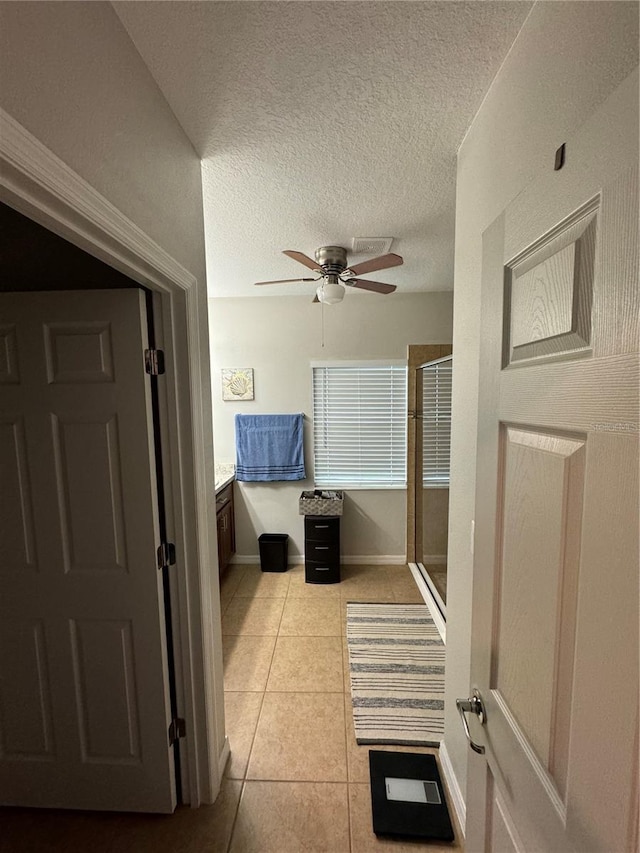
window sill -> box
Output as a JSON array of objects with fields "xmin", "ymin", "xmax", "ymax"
[{"xmin": 314, "ymin": 483, "xmax": 407, "ymax": 491}]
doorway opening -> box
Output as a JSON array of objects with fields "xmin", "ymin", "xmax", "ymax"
[{"xmin": 0, "ymin": 201, "xmax": 183, "ymax": 807}]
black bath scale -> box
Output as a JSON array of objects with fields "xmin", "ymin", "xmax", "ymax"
[{"xmin": 369, "ymin": 750, "xmax": 455, "ymax": 843}]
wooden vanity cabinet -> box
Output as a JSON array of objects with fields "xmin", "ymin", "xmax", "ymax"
[{"xmin": 216, "ymin": 482, "xmax": 235, "ymax": 574}]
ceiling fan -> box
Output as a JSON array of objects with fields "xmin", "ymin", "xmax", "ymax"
[{"xmin": 254, "ymin": 246, "xmax": 403, "ymax": 304}]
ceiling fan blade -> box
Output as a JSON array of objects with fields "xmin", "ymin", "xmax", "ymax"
[
  {"xmin": 283, "ymin": 250, "xmax": 322, "ymax": 272},
  {"xmin": 254, "ymin": 277, "xmax": 318, "ymax": 286},
  {"xmin": 348, "ymin": 278, "xmax": 397, "ymax": 294},
  {"xmin": 346, "ymin": 252, "xmax": 403, "ymax": 276}
]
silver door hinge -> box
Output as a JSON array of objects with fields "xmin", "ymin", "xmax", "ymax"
[
  {"xmin": 144, "ymin": 348, "xmax": 165, "ymax": 375},
  {"xmin": 168, "ymin": 717, "xmax": 186, "ymax": 746},
  {"xmin": 157, "ymin": 542, "xmax": 176, "ymax": 570}
]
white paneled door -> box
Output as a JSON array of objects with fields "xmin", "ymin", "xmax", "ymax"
[
  {"xmin": 465, "ymin": 73, "xmax": 639, "ymax": 851},
  {"xmin": 0, "ymin": 290, "xmax": 176, "ymax": 812}
]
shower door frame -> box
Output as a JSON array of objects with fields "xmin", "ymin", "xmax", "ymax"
[{"xmin": 406, "ymin": 345, "xmax": 452, "ymax": 635}]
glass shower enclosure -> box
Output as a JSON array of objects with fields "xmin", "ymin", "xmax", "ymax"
[{"xmin": 414, "ymin": 355, "xmax": 452, "ymax": 617}]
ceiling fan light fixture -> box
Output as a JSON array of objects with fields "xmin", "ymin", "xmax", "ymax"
[{"xmin": 317, "ymin": 279, "xmax": 345, "ymax": 304}]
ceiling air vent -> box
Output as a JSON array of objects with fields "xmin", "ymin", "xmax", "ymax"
[{"xmin": 352, "ymin": 237, "xmax": 393, "ymax": 255}]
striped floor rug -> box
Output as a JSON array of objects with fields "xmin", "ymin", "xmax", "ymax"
[{"xmin": 346, "ymin": 602, "xmax": 445, "ymax": 746}]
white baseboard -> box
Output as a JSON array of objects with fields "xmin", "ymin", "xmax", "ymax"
[
  {"xmin": 230, "ymin": 554, "xmax": 407, "ymax": 566},
  {"xmin": 438, "ymin": 739, "xmax": 466, "ymax": 840}
]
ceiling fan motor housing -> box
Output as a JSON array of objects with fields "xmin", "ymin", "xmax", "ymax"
[{"xmin": 314, "ymin": 245, "xmax": 349, "ymax": 275}]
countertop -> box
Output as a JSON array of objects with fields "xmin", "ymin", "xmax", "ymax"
[{"xmin": 215, "ymin": 463, "xmax": 235, "ymax": 496}]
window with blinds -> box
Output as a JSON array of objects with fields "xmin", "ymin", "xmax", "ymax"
[
  {"xmin": 422, "ymin": 357, "xmax": 452, "ymax": 486},
  {"xmin": 312, "ymin": 363, "xmax": 408, "ymax": 488}
]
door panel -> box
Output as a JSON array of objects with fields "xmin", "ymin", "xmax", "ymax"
[
  {"xmin": 52, "ymin": 414, "xmax": 128, "ymax": 573},
  {"xmin": 0, "ymin": 619, "xmax": 54, "ymax": 758},
  {"xmin": 0, "ymin": 324, "xmax": 20, "ymax": 383},
  {"xmin": 70, "ymin": 618, "xmax": 140, "ymax": 763},
  {"xmin": 0, "ymin": 290, "xmax": 176, "ymax": 812},
  {"xmin": 495, "ymin": 427, "xmax": 584, "ymax": 797},
  {"xmin": 0, "ymin": 416, "xmax": 38, "ymax": 571},
  {"xmin": 506, "ymin": 205, "xmax": 596, "ymax": 365},
  {"xmin": 467, "ymin": 73, "xmax": 638, "ymax": 852},
  {"xmin": 44, "ymin": 321, "xmax": 115, "ymax": 383}
]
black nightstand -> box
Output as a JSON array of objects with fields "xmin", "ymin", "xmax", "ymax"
[{"xmin": 304, "ymin": 515, "xmax": 340, "ymax": 583}]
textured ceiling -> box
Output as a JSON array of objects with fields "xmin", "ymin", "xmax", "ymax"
[{"xmin": 114, "ymin": 1, "xmax": 531, "ymax": 298}]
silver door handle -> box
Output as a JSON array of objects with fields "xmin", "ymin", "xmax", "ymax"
[{"xmin": 456, "ymin": 689, "xmax": 486, "ymax": 755}]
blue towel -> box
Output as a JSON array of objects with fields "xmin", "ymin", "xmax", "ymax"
[{"xmin": 235, "ymin": 414, "xmax": 305, "ymax": 482}]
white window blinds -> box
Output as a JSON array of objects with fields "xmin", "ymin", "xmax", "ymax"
[
  {"xmin": 312, "ymin": 363, "xmax": 407, "ymax": 488},
  {"xmin": 422, "ymin": 357, "xmax": 452, "ymax": 486}
]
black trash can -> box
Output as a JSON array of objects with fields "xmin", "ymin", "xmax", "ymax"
[{"xmin": 258, "ymin": 533, "xmax": 289, "ymax": 572}]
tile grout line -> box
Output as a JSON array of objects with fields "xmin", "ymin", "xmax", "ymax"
[
  {"xmin": 223, "ymin": 628, "xmax": 344, "ymax": 636},
  {"xmin": 225, "ymin": 687, "xmax": 268, "ymax": 780},
  {"xmin": 341, "ymin": 624, "xmax": 354, "ymax": 853},
  {"xmin": 343, "ymin": 596, "xmax": 354, "ymax": 851},
  {"xmin": 224, "ymin": 778, "xmax": 245, "ymax": 853},
  {"xmin": 238, "ymin": 569, "xmax": 289, "ymax": 783},
  {"xmin": 225, "ymin": 567, "xmax": 284, "ymax": 850}
]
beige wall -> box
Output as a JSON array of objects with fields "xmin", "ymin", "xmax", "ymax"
[
  {"xmin": 446, "ymin": 0, "xmax": 639, "ymax": 812},
  {"xmin": 209, "ymin": 292, "xmax": 453, "ymax": 559},
  {"xmin": 0, "ymin": 1, "xmax": 206, "ymax": 284}
]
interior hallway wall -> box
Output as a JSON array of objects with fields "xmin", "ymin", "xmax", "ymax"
[
  {"xmin": 446, "ymin": 0, "xmax": 639, "ymax": 814},
  {"xmin": 209, "ymin": 292, "xmax": 453, "ymax": 560},
  {"xmin": 0, "ymin": 2, "xmax": 206, "ymax": 281}
]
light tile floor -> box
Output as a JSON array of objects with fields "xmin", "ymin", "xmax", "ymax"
[
  {"xmin": 218, "ymin": 562, "xmax": 462, "ymax": 852},
  {"xmin": 0, "ymin": 563, "xmax": 462, "ymax": 853}
]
